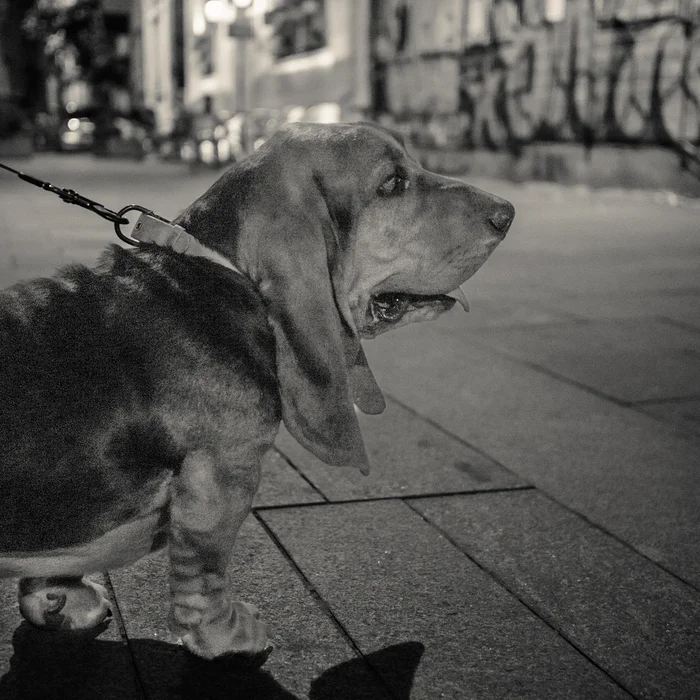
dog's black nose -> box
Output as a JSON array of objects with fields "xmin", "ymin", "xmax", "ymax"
[{"xmin": 488, "ymin": 200, "xmax": 515, "ymax": 236}]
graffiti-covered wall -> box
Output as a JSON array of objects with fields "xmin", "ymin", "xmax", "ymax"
[{"xmin": 374, "ymin": 0, "xmax": 700, "ymax": 152}]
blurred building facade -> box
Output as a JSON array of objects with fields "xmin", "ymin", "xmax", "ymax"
[
  {"xmin": 135, "ymin": 0, "xmax": 371, "ymax": 135},
  {"xmin": 134, "ymin": 0, "xmax": 699, "ymax": 171},
  {"xmin": 138, "ymin": 0, "xmax": 700, "ymax": 146},
  {"xmin": 134, "ymin": 0, "xmax": 185, "ymax": 134}
]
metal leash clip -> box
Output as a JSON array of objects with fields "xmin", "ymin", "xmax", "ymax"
[{"xmin": 113, "ymin": 205, "xmax": 176, "ymax": 246}]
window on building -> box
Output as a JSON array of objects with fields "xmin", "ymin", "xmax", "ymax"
[{"xmin": 265, "ymin": 0, "xmax": 327, "ymax": 59}]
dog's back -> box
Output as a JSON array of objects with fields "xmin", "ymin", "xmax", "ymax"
[{"xmin": 0, "ymin": 245, "xmax": 279, "ymax": 556}]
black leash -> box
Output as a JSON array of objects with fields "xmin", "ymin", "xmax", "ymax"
[
  {"xmin": 0, "ymin": 161, "xmax": 176, "ymax": 246},
  {"xmin": 0, "ymin": 161, "xmax": 130, "ymax": 226},
  {"xmin": 0, "ymin": 160, "xmax": 242, "ymax": 273}
]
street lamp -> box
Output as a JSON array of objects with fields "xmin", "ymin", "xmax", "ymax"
[
  {"xmin": 203, "ymin": 0, "xmax": 233, "ymax": 22},
  {"xmin": 203, "ymin": 0, "xmax": 252, "ymax": 22},
  {"xmin": 227, "ymin": 0, "xmax": 254, "ymax": 117},
  {"xmin": 200, "ymin": 0, "xmax": 253, "ymax": 125}
]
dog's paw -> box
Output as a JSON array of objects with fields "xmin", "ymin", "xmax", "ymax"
[
  {"xmin": 175, "ymin": 600, "xmax": 273, "ymax": 661},
  {"xmin": 18, "ymin": 576, "xmax": 113, "ymax": 631}
]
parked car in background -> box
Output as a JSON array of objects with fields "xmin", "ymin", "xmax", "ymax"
[
  {"xmin": 93, "ymin": 107, "xmax": 154, "ymax": 160},
  {"xmin": 34, "ymin": 107, "xmax": 155, "ymax": 158},
  {"xmin": 34, "ymin": 108, "xmax": 99, "ymax": 152},
  {"xmin": 57, "ymin": 109, "xmax": 96, "ymax": 152}
]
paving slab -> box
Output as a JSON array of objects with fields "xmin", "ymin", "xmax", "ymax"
[
  {"xmin": 480, "ymin": 190, "xmax": 700, "ymax": 298},
  {"xmin": 639, "ymin": 398, "xmax": 700, "ymax": 437},
  {"xmin": 261, "ymin": 500, "xmax": 632, "ymax": 700},
  {"xmin": 253, "ymin": 449, "xmax": 325, "ymax": 508},
  {"xmin": 540, "ymin": 292, "xmax": 700, "ymax": 330},
  {"xmin": 108, "ymin": 515, "xmax": 390, "ymax": 699},
  {"xmin": 414, "ymin": 491, "xmax": 700, "ymax": 700},
  {"xmin": 464, "ymin": 247, "xmax": 700, "ymax": 306},
  {"xmin": 274, "ymin": 396, "xmax": 527, "ymax": 500},
  {"xmin": 0, "ymin": 574, "xmax": 141, "ymax": 700},
  {"xmin": 454, "ymin": 186, "xmax": 700, "ymax": 322},
  {"xmin": 362, "ymin": 323, "xmax": 700, "ymax": 588},
  {"xmin": 434, "ymin": 297, "xmax": 583, "ymax": 328},
  {"xmin": 464, "ymin": 317, "xmax": 700, "ymax": 403}
]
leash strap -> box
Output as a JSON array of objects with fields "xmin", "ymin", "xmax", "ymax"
[
  {"xmin": 0, "ymin": 161, "xmax": 129, "ymax": 225},
  {"xmin": 0, "ymin": 161, "xmax": 240, "ymax": 275}
]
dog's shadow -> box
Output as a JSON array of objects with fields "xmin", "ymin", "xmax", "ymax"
[{"xmin": 0, "ymin": 622, "xmax": 424, "ymax": 699}]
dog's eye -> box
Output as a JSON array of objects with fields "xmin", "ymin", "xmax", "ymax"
[{"xmin": 378, "ymin": 173, "xmax": 408, "ymax": 196}]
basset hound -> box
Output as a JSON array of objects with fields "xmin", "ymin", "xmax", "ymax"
[{"xmin": 0, "ymin": 122, "xmax": 514, "ymax": 662}]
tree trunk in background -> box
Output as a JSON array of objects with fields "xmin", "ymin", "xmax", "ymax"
[
  {"xmin": 0, "ymin": 0, "xmax": 40, "ymax": 143},
  {"xmin": 0, "ymin": 0, "xmax": 11, "ymax": 101},
  {"xmin": 89, "ymin": 0, "xmax": 115, "ymax": 152}
]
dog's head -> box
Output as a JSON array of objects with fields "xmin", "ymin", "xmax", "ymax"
[{"xmin": 176, "ymin": 122, "xmax": 514, "ymax": 473}]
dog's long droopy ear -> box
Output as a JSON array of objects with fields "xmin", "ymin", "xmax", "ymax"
[
  {"xmin": 258, "ymin": 204, "xmax": 371, "ymax": 472},
  {"xmin": 232, "ymin": 146, "xmax": 377, "ymax": 473}
]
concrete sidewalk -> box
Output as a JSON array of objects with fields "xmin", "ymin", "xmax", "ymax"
[{"xmin": 1, "ymin": 155, "xmax": 699, "ymax": 699}]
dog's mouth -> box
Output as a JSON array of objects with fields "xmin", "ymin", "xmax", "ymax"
[{"xmin": 360, "ymin": 286, "xmax": 469, "ymax": 338}]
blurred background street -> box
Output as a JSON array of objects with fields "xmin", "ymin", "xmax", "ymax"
[
  {"xmin": 2, "ymin": 0, "xmax": 700, "ymax": 192},
  {"xmin": 1, "ymin": 0, "xmax": 700, "ymax": 698}
]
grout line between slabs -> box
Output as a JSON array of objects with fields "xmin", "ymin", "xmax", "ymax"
[
  {"xmin": 461, "ymin": 334, "xmax": 644, "ymax": 407},
  {"xmin": 252, "ymin": 511, "xmax": 399, "ymax": 700},
  {"xmin": 267, "ymin": 395, "xmax": 699, "ymax": 593},
  {"xmin": 410, "ymin": 483, "xmax": 700, "ymax": 603},
  {"xmin": 631, "ymin": 394, "xmax": 700, "ymax": 406},
  {"xmin": 400, "ymin": 455, "xmax": 700, "ymax": 596},
  {"xmin": 403, "ymin": 499, "xmax": 638, "ymax": 700},
  {"xmin": 656, "ymin": 316, "xmax": 700, "ymax": 334},
  {"xmin": 252, "ymin": 485, "xmax": 534, "ymax": 512},
  {"xmin": 461, "ymin": 321, "xmax": 700, "ymax": 410},
  {"xmin": 270, "ymin": 447, "xmax": 330, "ymax": 503},
  {"xmin": 534, "ymin": 489, "xmax": 700, "ymax": 595}
]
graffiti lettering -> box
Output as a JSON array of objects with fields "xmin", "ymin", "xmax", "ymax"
[
  {"xmin": 382, "ymin": 0, "xmax": 700, "ymax": 154},
  {"xmin": 597, "ymin": 0, "xmax": 700, "ymax": 25}
]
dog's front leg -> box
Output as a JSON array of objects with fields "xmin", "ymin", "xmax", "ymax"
[{"xmin": 168, "ymin": 449, "xmax": 270, "ymax": 660}]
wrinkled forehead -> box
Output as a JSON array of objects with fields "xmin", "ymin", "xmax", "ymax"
[
  {"xmin": 340, "ymin": 123, "xmax": 408, "ymax": 165},
  {"xmin": 280, "ymin": 122, "xmax": 409, "ymax": 171}
]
